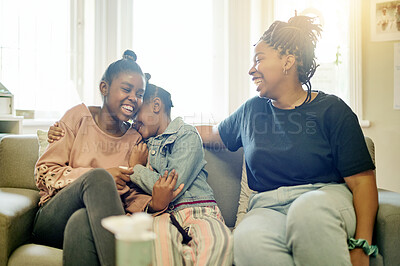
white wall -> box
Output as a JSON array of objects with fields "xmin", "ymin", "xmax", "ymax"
[{"xmin": 362, "ymin": 1, "xmax": 400, "ymax": 193}]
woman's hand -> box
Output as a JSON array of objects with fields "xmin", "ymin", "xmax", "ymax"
[
  {"xmin": 106, "ymin": 167, "xmax": 134, "ymax": 190},
  {"xmin": 149, "ymin": 169, "xmax": 184, "ymax": 212},
  {"xmin": 47, "ymin": 122, "xmax": 65, "ymax": 143},
  {"xmin": 129, "ymin": 142, "xmax": 148, "ymax": 167}
]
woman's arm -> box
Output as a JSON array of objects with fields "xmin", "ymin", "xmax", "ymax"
[
  {"xmin": 195, "ymin": 125, "xmax": 226, "ymax": 148},
  {"xmin": 344, "ymin": 169, "xmax": 378, "ymax": 266},
  {"xmin": 35, "ymin": 122, "xmax": 93, "ymax": 202},
  {"xmin": 46, "ymin": 122, "xmax": 133, "ymax": 190}
]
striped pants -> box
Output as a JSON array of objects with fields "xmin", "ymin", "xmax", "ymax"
[{"xmin": 152, "ymin": 206, "xmax": 233, "ymax": 266}]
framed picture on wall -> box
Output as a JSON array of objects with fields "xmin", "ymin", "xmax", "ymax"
[{"xmin": 371, "ymin": 0, "xmax": 400, "ymax": 41}]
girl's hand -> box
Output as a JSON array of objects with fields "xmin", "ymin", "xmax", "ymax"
[
  {"xmin": 106, "ymin": 167, "xmax": 134, "ymax": 190},
  {"xmin": 129, "ymin": 142, "xmax": 148, "ymax": 167},
  {"xmin": 47, "ymin": 122, "xmax": 65, "ymax": 143},
  {"xmin": 149, "ymin": 170, "xmax": 184, "ymax": 212}
]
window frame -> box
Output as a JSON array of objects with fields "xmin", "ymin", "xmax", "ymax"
[{"xmin": 7, "ymin": 0, "xmax": 367, "ymax": 129}]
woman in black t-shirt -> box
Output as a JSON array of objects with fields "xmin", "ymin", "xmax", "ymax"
[{"xmin": 197, "ymin": 15, "xmax": 378, "ymax": 266}]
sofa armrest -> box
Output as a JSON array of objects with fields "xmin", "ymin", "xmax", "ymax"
[
  {"xmin": 0, "ymin": 135, "xmax": 39, "ymax": 190},
  {"xmin": 374, "ymin": 189, "xmax": 400, "ymax": 266},
  {"xmin": 0, "ymin": 188, "xmax": 40, "ymax": 266}
]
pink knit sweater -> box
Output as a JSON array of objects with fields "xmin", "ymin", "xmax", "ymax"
[{"xmin": 35, "ymin": 103, "xmax": 151, "ymax": 213}]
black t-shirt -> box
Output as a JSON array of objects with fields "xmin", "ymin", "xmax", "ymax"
[{"xmin": 218, "ymin": 91, "xmax": 375, "ymax": 192}]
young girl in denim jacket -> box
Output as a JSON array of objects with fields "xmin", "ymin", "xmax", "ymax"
[{"xmin": 128, "ymin": 77, "xmax": 233, "ymax": 266}]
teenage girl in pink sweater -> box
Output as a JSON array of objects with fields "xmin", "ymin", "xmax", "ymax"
[{"xmin": 33, "ymin": 50, "xmax": 181, "ymax": 266}]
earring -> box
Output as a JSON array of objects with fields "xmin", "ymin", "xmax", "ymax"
[{"xmin": 283, "ymin": 68, "xmax": 288, "ymax": 75}]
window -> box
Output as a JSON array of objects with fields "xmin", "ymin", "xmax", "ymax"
[
  {"xmin": 1, "ymin": 0, "xmax": 365, "ymax": 126},
  {"xmin": 248, "ymin": 0, "xmax": 365, "ymax": 125},
  {"xmin": 132, "ymin": 0, "xmax": 219, "ymax": 123},
  {"xmin": 0, "ymin": 0, "xmax": 81, "ymax": 119},
  {"xmin": 131, "ymin": 0, "xmax": 364, "ymax": 124},
  {"xmin": 273, "ymin": 0, "xmax": 351, "ymax": 105}
]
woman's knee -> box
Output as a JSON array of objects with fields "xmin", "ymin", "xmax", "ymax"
[
  {"xmin": 82, "ymin": 168, "xmax": 115, "ymax": 187},
  {"xmin": 234, "ymin": 221, "xmax": 293, "ymax": 266},
  {"xmin": 234, "ymin": 209, "xmax": 287, "ymax": 264},
  {"xmin": 233, "ymin": 224, "xmax": 259, "ymax": 264},
  {"xmin": 286, "ymin": 187, "xmax": 355, "ymax": 239}
]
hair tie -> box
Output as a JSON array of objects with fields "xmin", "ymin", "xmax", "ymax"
[
  {"xmin": 145, "ymin": 73, "xmax": 152, "ymax": 83},
  {"xmin": 282, "ymin": 26, "xmax": 301, "ymax": 31}
]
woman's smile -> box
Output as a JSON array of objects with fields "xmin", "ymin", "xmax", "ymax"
[
  {"xmin": 121, "ymin": 104, "xmax": 134, "ymax": 116},
  {"xmin": 252, "ymin": 77, "xmax": 263, "ymax": 91}
]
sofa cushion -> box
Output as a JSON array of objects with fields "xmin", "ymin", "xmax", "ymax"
[
  {"xmin": 234, "ymin": 155, "xmax": 254, "ymax": 228},
  {"xmin": 37, "ymin": 130, "xmax": 49, "ymax": 158},
  {"xmin": 0, "ymin": 188, "xmax": 40, "ymax": 266},
  {"xmin": 8, "ymin": 244, "xmax": 62, "ymax": 266}
]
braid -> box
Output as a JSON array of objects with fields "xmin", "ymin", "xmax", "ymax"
[{"xmin": 260, "ymin": 16, "xmax": 322, "ymax": 103}]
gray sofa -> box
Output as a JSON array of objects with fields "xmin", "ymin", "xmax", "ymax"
[{"xmin": 1, "ymin": 134, "xmax": 400, "ymax": 266}]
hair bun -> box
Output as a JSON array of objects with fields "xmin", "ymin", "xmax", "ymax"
[
  {"xmin": 123, "ymin": 50, "xmax": 137, "ymax": 61},
  {"xmin": 145, "ymin": 73, "xmax": 151, "ymax": 82}
]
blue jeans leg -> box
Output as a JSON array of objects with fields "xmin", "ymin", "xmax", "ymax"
[
  {"xmin": 63, "ymin": 208, "xmax": 100, "ymax": 266},
  {"xmin": 32, "ymin": 168, "xmax": 125, "ymax": 266},
  {"xmin": 233, "ymin": 183, "xmax": 355, "ymax": 266},
  {"xmin": 287, "ymin": 183, "xmax": 355, "ymax": 266},
  {"xmin": 234, "ymin": 207, "xmax": 294, "ymax": 266}
]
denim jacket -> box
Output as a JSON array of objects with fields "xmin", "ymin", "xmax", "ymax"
[{"xmin": 130, "ymin": 117, "xmax": 216, "ymax": 212}]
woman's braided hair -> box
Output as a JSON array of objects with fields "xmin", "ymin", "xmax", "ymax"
[{"xmin": 260, "ymin": 16, "xmax": 322, "ymax": 103}]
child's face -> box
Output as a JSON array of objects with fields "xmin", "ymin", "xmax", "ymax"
[
  {"xmin": 104, "ymin": 72, "xmax": 145, "ymax": 122},
  {"xmin": 134, "ymin": 101, "xmax": 160, "ymax": 139}
]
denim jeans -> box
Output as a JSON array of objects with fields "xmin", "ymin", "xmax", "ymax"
[
  {"xmin": 32, "ymin": 168, "xmax": 125, "ymax": 266},
  {"xmin": 233, "ymin": 183, "xmax": 356, "ymax": 266}
]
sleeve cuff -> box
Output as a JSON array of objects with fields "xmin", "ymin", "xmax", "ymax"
[
  {"xmin": 131, "ymin": 164, "xmax": 148, "ymax": 182},
  {"xmin": 145, "ymin": 200, "xmax": 168, "ymax": 217}
]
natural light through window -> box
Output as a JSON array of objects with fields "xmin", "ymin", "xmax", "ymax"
[
  {"xmin": 132, "ymin": 0, "xmax": 215, "ymax": 122},
  {"xmin": 0, "ymin": 0, "xmax": 81, "ymax": 119},
  {"xmin": 0, "ymin": 0, "xmax": 360, "ymax": 124},
  {"xmin": 274, "ymin": 0, "xmax": 351, "ymax": 105}
]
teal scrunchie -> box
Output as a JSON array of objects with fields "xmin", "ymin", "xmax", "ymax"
[{"xmin": 348, "ymin": 237, "xmax": 379, "ymax": 257}]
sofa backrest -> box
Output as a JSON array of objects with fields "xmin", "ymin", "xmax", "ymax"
[
  {"xmin": 365, "ymin": 136, "xmax": 375, "ymax": 166},
  {"xmin": 0, "ymin": 134, "xmax": 244, "ymax": 228},
  {"xmin": 204, "ymin": 147, "xmax": 243, "ymax": 228},
  {"xmin": 0, "ymin": 134, "xmax": 374, "ymax": 228},
  {"xmin": 0, "ymin": 134, "xmax": 39, "ymax": 190}
]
